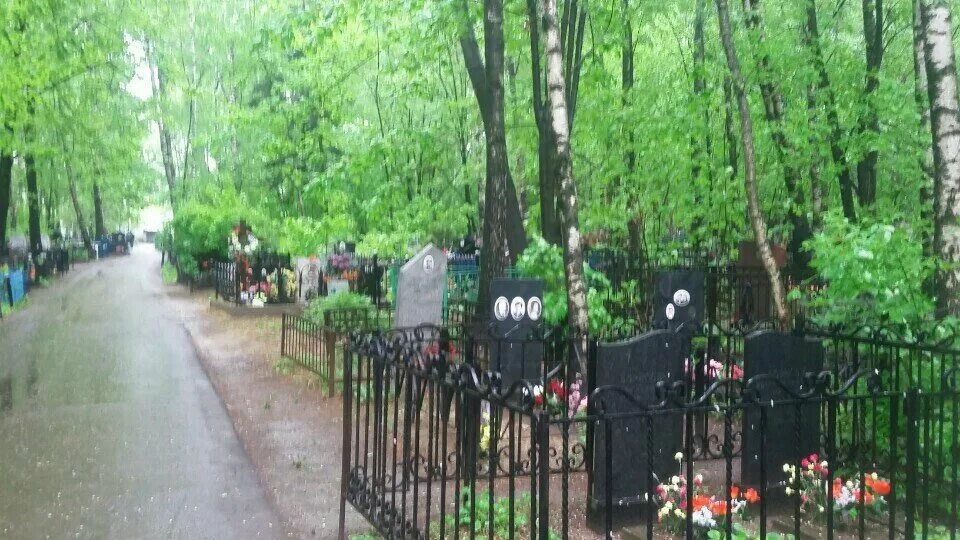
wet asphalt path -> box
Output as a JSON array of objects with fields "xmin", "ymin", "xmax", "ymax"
[{"xmin": 0, "ymin": 245, "xmax": 280, "ymax": 539}]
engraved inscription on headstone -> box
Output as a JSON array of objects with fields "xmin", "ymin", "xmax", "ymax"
[
  {"xmin": 591, "ymin": 330, "xmax": 685, "ymax": 507},
  {"xmin": 741, "ymin": 331, "xmax": 824, "ymax": 488},
  {"xmin": 489, "ymin": 278, "xmax": 544, "ymax": 389},
  {"xmin": 394, "ymin": 244, "xmax": 447, "ymax": 328}
]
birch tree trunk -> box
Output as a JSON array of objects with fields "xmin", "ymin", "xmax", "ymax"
[
  {"xmin": 527, "ymin": 0, "xmax": 562, "ymax": 245},
  {"xmin": 921, "ymin": 0, "xmax": 960, "ymax": 315},
  {"xmin": 914, "ymin": 0, "xmax": 936, "ymax": 266},
  {"xmin": 716, "ymin": 0, "xmax": 790, "ymax": 326},
  {"xmin": 742, "ymin": 0, "xmax": 813, "ymax": 281},
  {"xmin": 543, "ymin": 0, "xmax": 589, "ymax": 337}
]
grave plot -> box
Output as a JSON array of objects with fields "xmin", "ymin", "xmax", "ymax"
[{"xmin": 339, "ymin": 324, "xmax": 960, "ymax": 539}]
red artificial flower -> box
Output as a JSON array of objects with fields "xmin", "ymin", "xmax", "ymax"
[
  {"xmin": 710, "ymin": 500, "xmax": 729, "ymax": 516},
  {"xmin": 866, "ymin": 476, "xmax": 891, "ymax": 496},
  {"xmin": 534, "ymin": 395, "xmax": 543, "ymax": 406},
  {"xmin": 730, "ymin": 486, "xmax": 740, "ymax": 499},
  {"xmin": 744, "ymin": 488, "xmax": 760, "ymax": 504}
]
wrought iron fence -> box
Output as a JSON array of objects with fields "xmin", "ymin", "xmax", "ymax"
[
  {"xmin": 338, "ymin": 327, "xmax": 960, "ymax": 540},
  {"xmin": 280, "ymin": 309, "xmax": 393, "ymax": 395},
  {"xmin": 213, "ymin": 252, "xmax": 295, "ymax": 306}
]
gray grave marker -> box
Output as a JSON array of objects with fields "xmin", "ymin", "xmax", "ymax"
[{"xmin": 394, "ymin": 244, "xmax": 447, "ymax": 328}]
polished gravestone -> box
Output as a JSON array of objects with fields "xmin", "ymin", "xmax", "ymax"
[
  {"xmin": 488, "ymin": 278, "xmax": 545, "ymax": 390},
  {"xmin": 590, "ymin": 330, "xmax": 685, "ymax": 508},
  {"xmin": 741, "ymin": 330, "xmax": 824, "ymax": 488},
  {"xmin": 394, "ymin": 244, "xmax": 447, "ymax": 328},
  {"xmin": 652, "ymin": 269, "xmax": 705, "ymax": 333}
]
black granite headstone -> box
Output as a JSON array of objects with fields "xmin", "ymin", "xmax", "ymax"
[
  {"xmin": 591, "ymin": 330, "xmax": 685, "ymax": 507},
  {"xmin": 489, "ymin": 278, "xmax": 545, "ymax": 390},
  {"xmin": 652, "ymin": 270, "xmax": 705, "ymax": 333},
  {"xmin": 741, "ymin": 331, "xmax": 824, "ymax": 488}
]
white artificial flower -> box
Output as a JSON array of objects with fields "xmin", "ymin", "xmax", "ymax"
[
  {"xmin": 783, "ymin": 464, "xmax": 791, "ymax": 473},
  {"xmin": 675, "ymin": 452, "xmax": 684, "ymax": 462},
  {"xmin": 692, "ymin": 507, "xmax": 716, "ymax": 528},
  {"xmin": 785, "ymin": 487, "xmax": 794, "ymax": 496}
]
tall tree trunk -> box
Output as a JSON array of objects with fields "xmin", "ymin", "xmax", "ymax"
[
  {"xmin": 479, "ymin": 0, "xmax": 512, "ymax": 310},
  {"xmin": 65, "ymin": 165, "xmax": 95, "ymax": 257},
  {"xmin": 528, "ymin": 0, "xmax": 562, "ymax": 245},
  {"xmin": 921, "ymin": 0, "xmax": 960, "ymax": 315},
  {"xmin": 529, "ymin": 0, "xmax": 586, "ymax": 246},
  {"xmin": 691, "ymin": 0, "xmax": 711, "ymax": 240},
  {"xmin": 93, "ymin": 182, "xmax": 106, "ymax": 237},
  {"xmin": 856, "ymin": 0, "xmax": 883, "ymax": 206},
  {"xmin": 544, "ymin": 0, "xmax": 588, "ymax": 337},
  {"xmin": 459, "ymin": 0, "xmax": 528, "ymax": 314},
  {"xmin": 742, "ymin": 0, "xmax": 813, "ymax": 280},
  {"xmin": 914, "ymin": 0, "xmax": 936, "ymax": 264},
  {"xmin": 805, "ymin": 0, "xmax": 858, "ymax": 222},
  {"xmin": 0, "ymin": 151, "xmax": 12, "ymax": 257},
  {"xmin": 25, "ymin": 153, "xmax": 42, "ymax": 259},
  {"xmin": 723, "ymin": 76, "xmax": 739, "ymax": 179},
  {"xmin": 622, "ymin": 0, "xmax": 643, "ymax": 261},
  {"xmin": 147, "ymin": 40, "xmax": 179, "ymax": 211},
  {"xmin": 716, "ymin": 0, "xmax": 790, "ymax": 326}
]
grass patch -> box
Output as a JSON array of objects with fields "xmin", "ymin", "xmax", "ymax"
[
  {"xmin": 0, "ymin": 296, "xmax": 29, "ymax": 318},
  {"xmin": 273, "ymin": 357, "xmax": 297, "ymax": 376},
  {"xmin": 161, "ymin": 263, "xmax": 178, "ymax": 284}
]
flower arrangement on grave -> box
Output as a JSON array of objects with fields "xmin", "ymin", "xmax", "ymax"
[
  {"xmin": 655, "ymin": 452, "xmax": 760, "ymax": 538},
  {"xmin": 531, "ymin": 376, "xmax": 589, "ymax": 419},
  {"xmin": 228, "ymin": 229, "xmax": 258, "ymax": 257},
  {"xmin": 684, "ymin": 358, "xmax": 744, "ymax": 383},
  {"xmin": 783, "ymin": 454, "xmax": 890, "ymax": 523}
]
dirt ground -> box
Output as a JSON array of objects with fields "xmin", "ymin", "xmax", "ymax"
[{"xmin": 163, "ymin": 284, "xmax": 371, "ymax": 539}]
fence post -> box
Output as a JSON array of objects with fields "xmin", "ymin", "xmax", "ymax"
[
  {"xmin": 327, "ymin": 329, "xmax": 337, "ymax": 397},
  {"xmin": 537, "ymin": 412, "xmax": 551, "ymax": 540},
  {"xmin": 280, "ymin": 313, "xmax": 287, "ymax": 358},
  {"xmin": 337, "ymin": 338, "xmax": 354, "ymax": 540},
  {"xmin": 904, "ymin": 388, "xmax": 919, "ymax": 539}
]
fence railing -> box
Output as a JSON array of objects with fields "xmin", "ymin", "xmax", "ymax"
[
  {"xmin": 280, "ymin": 309, "xmax": 393, "ymax": 396},
  {"xmin": 338, "ymin": 328, "xmax": 960, "ymax": 540}
]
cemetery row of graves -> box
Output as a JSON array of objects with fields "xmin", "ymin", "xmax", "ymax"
[
  {"xmin": 170, "ymin": 225, "xmax": 958, "ymax": 538},
  {"xmin": 0, "ymin": 232, "xmax": 133, "ymax": 320}
]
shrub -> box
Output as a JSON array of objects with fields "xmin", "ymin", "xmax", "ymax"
[
  {"xmin": 797, "ymin": 211, "xmax": 936, "ymax": 332},
  {"xmin": 515, "ymin": 236, "xmax": 623, "ymax": 334},
  {"xmin": 303, "ymin": 291, "xmax": 373, "ymax": 326}
]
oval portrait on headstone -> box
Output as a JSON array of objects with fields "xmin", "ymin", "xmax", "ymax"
[
  {"xmin": 423, "ymin": 254, "xmax": 436, "ymax": 274},
  {"xmin": 673, "ymin": 289, "xmax": 691, "ymax": 307},
  {"xmin": 494, "ymin": 296, "xmax": 509, "ymax": 321},
  {"xmin": 510, "ymin": 296, "xmax": 526, "ymax": 321},
  {"xmin": 527, "ymin": 297, "xmax": 543, "ymax": 321},
  {"xmin": 665, "ymin": 303, "xmax": 676, "ymax": 320}
]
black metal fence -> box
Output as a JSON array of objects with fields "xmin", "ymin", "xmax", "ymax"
[
  {"xmin": 338, "ymin": 327, "xmax": 960, "ymax": 539},
  {"xmin": 280, "ymin": 309, "xmax": 394, "ymax": 395},
  {"xmin": 213, "ymin": 252, "xmax": 295, "ymax": 306}
]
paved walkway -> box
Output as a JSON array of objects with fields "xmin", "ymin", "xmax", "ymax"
[{"xmin": 0, "ymin": 245, "xmax": 280, "ymax": 538}]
